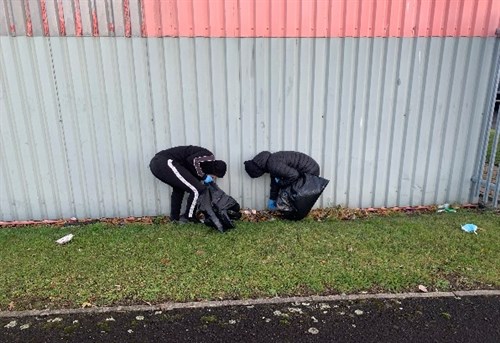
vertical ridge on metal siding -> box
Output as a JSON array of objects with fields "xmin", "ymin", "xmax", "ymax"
[
  {"xmin": 356, "ymin": 37, "xmax": 375, "ymax": 208},
  {"xmin": 390, "ymin": 38, "xmax": 415, "ymax": 207},
  {"xmin": 310, "ymin": 38, "xmax": 329, "ymax": 207},
  {"xmin": 405, "ymin": 38, "xmax": 430, "ymax": 206},
  {"xmin": 343, "ymin": 37, "xmax": 359, "ymax": 207},
  {"xmin": 425, "ymin": 38, "xmax": 456, "ymax": 205},
  {"xmin": 50, "ymin": 38, "xmax": 91, "ymax": 217},
  {"xmin": 83, "ymin": 38, "xmax": 114, "ymax": 217},
  {"xmin": 438, "ymin": 38, "xmax": 469, "ymax": 204},
  {"xmin": 240, "ymin": 38, "xmax": 257, "ymax": 205},
  {"xmin": 146, "ymin": 39, "xmax": 167, "ymax": 213},
  {"xmin": 116, "ymin": 37, "xmax": 152, "ymax": 216},
  {"xmin": 254, "ymin": 38, "xmax": 271, "ymax": 204},
  {"xmin": 210, "ymin": 38, "xmax": 231, "ymax": 192},
  {"xmin": 193, "ymin": 38, "xmax": 213, "ymax": 148},
  {"xmin": 225, "ymin": 38, "xmax": 243, "ymax": 204},
  {"xmin": 99, "ymin": 38, "xmax": 128, "ymax": 217},
  {"xmin": 435, "ymin": 38, "xmax": 463, "ymax": 205},
  {"xmin": 0, "ymin": 39, "xmax": 16, "ymax": 219},
  {"xmin": 321, "ymin": 38, "xmax": 340, "ymax": 207},
  {"xmin": 1, "ymin": 37, "xmax": 40, "ymax": 219},
  {"xmin": 336, "ymin": 38, "xmax": 355, "ymax": 207},
  {"xmin": 296, "ymin": 38, "xmax": 314, "ymax": 155},
  {"xmin": 0, "ymin": 37, "xmax": 70, "ymax": 220}
]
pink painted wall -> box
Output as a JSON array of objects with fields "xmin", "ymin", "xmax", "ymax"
[
  {"xmin": 142, "ymin": 0, "xmax": 500, "ymax": 38},
  {"xmin": 3, "ymin": 0, "xmax": 499, "ymax": 37}
]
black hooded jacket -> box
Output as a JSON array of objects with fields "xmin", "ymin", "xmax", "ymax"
[
  {"xmin": 154, "ymin": 145, "xmax": 215, "ymax": 180},
  {"xmin": 251, "ymin": 151, "xmax": 320, "ymax": 200}
]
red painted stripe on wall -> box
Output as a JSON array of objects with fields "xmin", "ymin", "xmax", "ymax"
[
  {"xmin": 141, "ymin": 0, "xmax": 499, "ymax": 38},
  {"xmin": 2, "ymin": 0, "xmax": 498, "ymax": 37}
]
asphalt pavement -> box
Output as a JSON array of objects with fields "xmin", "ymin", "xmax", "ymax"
[{"xmin": 1, "ymin": 293, "xmax": 499, "ymax": 343}]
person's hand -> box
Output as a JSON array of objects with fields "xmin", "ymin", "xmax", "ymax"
[
  {"xmin": 267, "ymin": 199, "xmax": 277, "ymax": 211},
  {"xmin": 203, "ymin": 175, "xmax": 214, "ymax": 184},
  {"xmin": 274, "ymin": 177, "xmax": 280, "ymax": 184}
]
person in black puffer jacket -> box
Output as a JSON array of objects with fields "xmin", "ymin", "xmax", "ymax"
[
  {"xmin": 244, "ymin": 151, "xmax": 320, "ymax": 210},
  {"xmin": 150, "ymin": 145, "xmax": 227, "ymax": 223}
]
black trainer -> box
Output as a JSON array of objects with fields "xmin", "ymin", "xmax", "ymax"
[{"xmin": 178, "ymin": 215, "xmax": 199, "ymax": 224}]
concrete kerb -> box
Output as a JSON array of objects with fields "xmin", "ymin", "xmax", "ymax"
[{"xmin": 1, "ymin": 290, "xmax": 499, "ymax": 318}]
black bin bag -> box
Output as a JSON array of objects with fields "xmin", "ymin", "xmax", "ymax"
[
  {"xmin": 197, "ymin": 183, "xmax": 241, "ymax": 233},
  {"xmin": 276, "ymin": 174, "xmax": 330, "ymax": 220}
]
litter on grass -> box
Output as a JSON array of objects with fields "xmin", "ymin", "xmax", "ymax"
[
  {"xmin": 437, "ymin": 203, "xmax": 457, "ymax": 213},
  {"xmin": 418, "ymin": 285, "xmax": 428, "ymax": 293},
  {"xmin": 461, "ymin": 223, "xmax": 478, "ymax": 235},
  {"xmin": 56, "ymin": 234, "xmax": 74, "ymax": 244}
]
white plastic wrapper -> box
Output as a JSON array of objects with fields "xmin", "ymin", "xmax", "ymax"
[{"xmin": 56, "ymin": 234, "xmax": 74, "ymax": 244}]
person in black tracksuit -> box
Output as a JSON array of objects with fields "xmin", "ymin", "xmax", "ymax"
[
  {"xmin": 150, "ymin": 145, "xmax": 227, "ymax": 222},
  {"xmin": 244, "ymin": 151, "xmax": 320, "ymax": 210}
]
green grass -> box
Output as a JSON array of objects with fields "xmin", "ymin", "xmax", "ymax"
[
  {"xmin": 1, "ymin": 210, "xmax": 499, "ymax": 311},
  {"xmin": 486, "ymin": 130, "xmax": 500, "ymax": 165}
]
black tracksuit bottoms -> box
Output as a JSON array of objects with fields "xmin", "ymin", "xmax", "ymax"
[{"xmin": 149, "ymin": 155, "xmax": 206, "ymax": 220}]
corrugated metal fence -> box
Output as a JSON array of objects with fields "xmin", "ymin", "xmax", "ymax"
[
  {"xmin": 473, "ymin": 51, "xmax": 500, "ymax": 207},
  {"xmin": 1, "ymin": 1, "xmax": 499, "ymax": 221},
  {"xmin": 1, "ymin": 0, "xmax": 498, "ymax": 38}
]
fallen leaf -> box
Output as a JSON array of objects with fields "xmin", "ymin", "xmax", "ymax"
[
  {"xmin": 81, "ymin": 302, "xmax": 92, "ymax": 308},
  {"xmin": 8, "ymin": 302, "xmax": 15, "ymax": 311}
]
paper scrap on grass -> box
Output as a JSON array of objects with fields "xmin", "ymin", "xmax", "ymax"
[
  {"xmin": 56, "ymin": 234, "xmax": 74, "ymax": 244},
  {"xmin": 418, "ymin": 285, "xmax": 428, "ymax": 293}
]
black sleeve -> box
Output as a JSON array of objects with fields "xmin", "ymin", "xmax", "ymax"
[
  {"xmin": 269, "ymin": 176, "xmax": 280, "ymax": 200},
  {"xmin": 186, "ymin": 151, "xmax": 215, "ymax": 178},
  {"xmin": 193, "ymin": 154, "xmax": 215, "ymax": 178},
  {"xmin": 268, "ymin": 157, "xmax": 300, "ymax": 185}
]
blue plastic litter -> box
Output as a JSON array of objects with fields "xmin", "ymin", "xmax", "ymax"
[{"xmin": 461, "ymin": 223, "xmax": 478, "ymax": 234}]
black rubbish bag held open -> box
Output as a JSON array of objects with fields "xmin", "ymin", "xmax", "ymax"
[
  {"xmin": 276, "ymin": 174, "xmax": 330, "ymax": 220},
  {"xmin": 197, "ymin": 183, "xmax": 241, "ymax": 233}
]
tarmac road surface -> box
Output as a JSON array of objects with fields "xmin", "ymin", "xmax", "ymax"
[{"xmin": 1, "ymin": 295, "xmax": 499, "ymax": 343}]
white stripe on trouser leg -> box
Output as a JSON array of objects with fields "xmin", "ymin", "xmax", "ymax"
[{"xmin": 167, "ymin": 159, "xmax": 199, "ymax": 218}]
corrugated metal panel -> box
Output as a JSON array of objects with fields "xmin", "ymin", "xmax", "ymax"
[
  {"xmin": 0, "ymin": 36, "xmax": 496, "ymax": 220},
  {"xmin": 1, "ymin": 0, "xmax": 499, "ymax": 37},
  {"xmin": 142, "ymin": 0, "xmax": 499, "ymax": 37}
]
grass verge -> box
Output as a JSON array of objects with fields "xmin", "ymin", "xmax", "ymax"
[{"xmin": 1, "ymin": 210, "xmax": 499, "ymax": 311}]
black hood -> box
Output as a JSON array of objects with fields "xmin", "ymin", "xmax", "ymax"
[
  {"xmin": 201, "ymin": 160, "xmax": 227, "ymax": 178},
  {"xmin": 244, "ymin": 151, "xmax": 271, "ymax": 178},
  {"xmin": 252, "ymin": 151, "xmax": 271, "ymax": 169}
]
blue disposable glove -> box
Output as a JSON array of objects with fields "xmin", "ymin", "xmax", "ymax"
[
  {"xmin": 267, "ymin": 199, "xmax": 277, "ymax": 211},
  {"xmin": 274, "ymin": 177, "xmax": 280, "ymax": 184},
  {"xmin": 203, "ymin": 175, "xmax": 213, "ymax": 184}
]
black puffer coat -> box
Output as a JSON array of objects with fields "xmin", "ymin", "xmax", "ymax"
[{"xmin": 251, "ymin": 151, "xmax": 320, "ymax": 200}]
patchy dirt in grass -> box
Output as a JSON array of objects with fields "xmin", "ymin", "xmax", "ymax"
[{"xmin": 1, "ymin": 204, "xmax": 490, "ymax": 229}]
